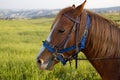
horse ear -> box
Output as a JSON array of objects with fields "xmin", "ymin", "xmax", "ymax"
[
  {"xmin": 73, "ymin": 0, "xmax": 86, "ymax": 18},
  {"xmin": 72, "ymin": 4, "xmax": 76, "ymax": 8}
]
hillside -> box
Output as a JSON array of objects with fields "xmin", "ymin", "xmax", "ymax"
[
  {"xmin": 0, "ymin": 6, "xmax": 120, "ymax": 20},
  {"xmin": 0, "ymin": 9, "xmax": 59, "ymax": 19}
]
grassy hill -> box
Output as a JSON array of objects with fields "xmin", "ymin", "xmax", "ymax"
[{"xmin": 0, "ymin": 13, "xmax": 119, "ymax": 80}]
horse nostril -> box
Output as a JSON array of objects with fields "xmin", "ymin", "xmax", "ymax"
[
  {"xmin": 37, "ymin": 59, "xmax": 41, "ymax": 64},
  {"xmin": 37, "ymin": 59, "xmax": 44, "ymax": 65}
]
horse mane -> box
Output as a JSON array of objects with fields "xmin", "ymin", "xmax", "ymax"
[{"xmin": 85, "ymin": 10, "xmax": 120, "ymax": 58}]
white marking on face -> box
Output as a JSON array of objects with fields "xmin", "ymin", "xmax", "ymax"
[
  {"xmin": 36, "ymin": 19, "xmax": 59, "ymax": 60},
  {"xmin": 47, "ymin": 20, "xmax": 59, "ymax": 42},
  {"xmin": 36, "ymin": 46, "xmax": 45, "ymax": 60}
]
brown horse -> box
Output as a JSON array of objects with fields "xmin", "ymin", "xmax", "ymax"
[{"xmin": 36, "ymin": 0, "xmax": 120, "ymax": 80}]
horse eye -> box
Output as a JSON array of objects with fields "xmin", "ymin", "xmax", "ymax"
[{"xmin": 58, "ymin": 29, "xmax": 65, "ymax": 33}]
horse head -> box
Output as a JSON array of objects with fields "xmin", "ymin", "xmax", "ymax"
[{"xmin": 36, "ymin": 0, "xmax": 87, "ymax": 70}]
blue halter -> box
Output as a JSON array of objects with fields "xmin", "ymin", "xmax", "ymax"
[{"xmin": 43, "ymin": 14, "xmax": 90, "ymax": 65}]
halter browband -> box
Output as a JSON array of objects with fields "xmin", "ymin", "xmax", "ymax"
[{"xmin": 42, "ymin": 12, "xmax": 90, "ymax": 65}]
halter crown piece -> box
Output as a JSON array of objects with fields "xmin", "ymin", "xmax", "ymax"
[{"xmin": 42, "ymin": 12, "xmax": 90, "ymax": 66}]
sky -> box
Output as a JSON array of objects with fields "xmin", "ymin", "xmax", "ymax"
[{"xmin": 0, "ymin": 0, "xmax": 120, "ymax": 9}]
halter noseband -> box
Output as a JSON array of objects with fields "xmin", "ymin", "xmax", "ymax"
[{"xmin": 42, "ymin": 12, "xmax": 90, "ymax": 66}]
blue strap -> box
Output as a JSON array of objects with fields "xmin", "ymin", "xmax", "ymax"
[
  {"xmin": 80, "ymin": 15, "xmax": 90, "ymax": 49},
  {"xmin": 59, "ymin": 45, "xmax": 76, "ymax": 53},
  {"xmin": 43, "ymin": 41, "xmax": 55, "ymax": 53},
  {"xmin": 86, "ymin": 15, "xmax": 90, "ymax": 29},
  {"xmin": 57, "ymin": 55, "xmax": 68, "ymax": 65},
  {"xmin": 43, "ymin": 41, "xmax": 76, "ymax": 53}
]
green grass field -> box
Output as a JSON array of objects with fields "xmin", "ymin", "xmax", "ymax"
[{"xmin": 0, "ymin": 13, "xmax": 119, "ymax": 80}]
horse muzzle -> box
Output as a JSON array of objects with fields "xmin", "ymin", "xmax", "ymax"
[{"xmin": 37, "ymin": 58, "xmax": 55, "ymax": 70}]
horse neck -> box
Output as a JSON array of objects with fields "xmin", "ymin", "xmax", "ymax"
[
  {"xmin": 82, "ymin": 12, "xmax": 120, "ymax": 79},
  {"xmin": 82, "ymin": 11, "xmax": 120, "ymax": 58}
]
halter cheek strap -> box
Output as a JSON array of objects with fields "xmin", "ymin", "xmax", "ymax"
[
  {"xmin": 80, "ymin": 14, "xmax": 90, "ymax": 49},
  {"xmin": 42, "ymin": 14, "xmax": 90, "ymax": 65}
]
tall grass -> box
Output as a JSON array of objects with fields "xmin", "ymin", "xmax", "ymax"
[{"xmin": 0, "ymin": 13, "xmax": 119, "ymax": 80}]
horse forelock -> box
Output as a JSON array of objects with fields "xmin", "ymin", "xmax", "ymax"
[
  {"xmin": 51, "ymin": 7, "xmax": 74, "ymax": 30},
  {"xmin": 85, "ymin": 10, "xmax": 120, "ymax": 58}
]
